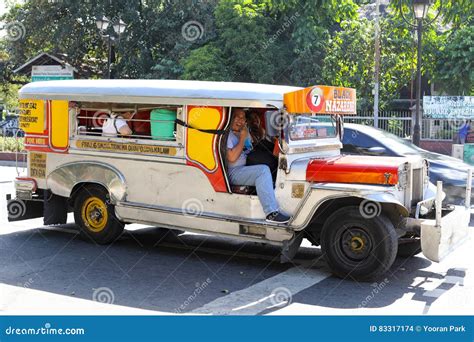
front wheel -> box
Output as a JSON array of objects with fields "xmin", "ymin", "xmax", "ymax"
[
  {"xmin": 74, "ymin": 185, "xmax": 124, "ymax": 244},
  {"xmin": 320, "ymin": 206, "xmax": 397, "ymax": 282}
]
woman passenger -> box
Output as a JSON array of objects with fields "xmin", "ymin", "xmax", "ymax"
[
  {"xmin": 246, "ymin": 111, "xmax": 278, "ymax": 183},
  {"xmin": 226, "ymin": 108, "xmax": 290, "ymax": 223}
]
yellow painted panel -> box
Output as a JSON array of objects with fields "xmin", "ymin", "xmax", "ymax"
[
  {"xmin": 187, "ymin": 107, "xmax": 221, "ymax": 171},
  {"xmin": 19, "ymin": 99, "xmax": 45, "ymax": 134},
  {"xmin": 51, "ymin": 100, "xmax": 69, "ymax": 149}
]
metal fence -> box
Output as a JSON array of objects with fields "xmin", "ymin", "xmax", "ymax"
[
  {"xmin": 345, "ymin": 110, "xmax": 457, "ymax": 141},
  {"xmin": 1, "ymin": 110, "xmax": 458, "ymax": 146},
  {"xmin": 0, "ymin": 114, "xmax": 25, "ymax": 153}
]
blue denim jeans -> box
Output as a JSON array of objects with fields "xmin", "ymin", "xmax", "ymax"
[{"xmin": 228, "ymin": 164, "xmax": 278, "ymax": 215}]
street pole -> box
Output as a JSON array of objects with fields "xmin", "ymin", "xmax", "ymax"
[
  {"xmin": 107, "ymin": 37, "xmax": 112, "ymax": 79},
  {"xmin": 413, "ymin": 18, "xmax": 422, "ymax": 146},
  {"xmin": 373, "ymin": 0, "xmax": 381, "ymax": 129}
]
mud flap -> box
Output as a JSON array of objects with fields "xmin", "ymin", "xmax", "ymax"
[
  {"xmin": 280, "ymin": 232, "xmax": 303, "ymax": 263},
  {"xmin": 420, "ymin": 206, "xmax": 470, "ymax": 262},
  {"xmin": 6, "ymin": 195, "xmax": 44, "ymax": 222},
  {"xmin": 43, "ymin": 190, "xmax": 68, "ymax": 225}
]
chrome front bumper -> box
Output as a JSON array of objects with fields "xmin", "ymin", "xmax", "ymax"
[
  {"xmin": 420, "ymin": 205, "xmax": 470, "ymax": 262},
  {"xmin": 419, "ymin": 170, "xmax": 472, "ymax": 262}
]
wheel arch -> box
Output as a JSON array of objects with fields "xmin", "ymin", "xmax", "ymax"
[
  {"xmin": 46, "ymin": 161, "xmax": 127, "ymax": 204},
  {"xmin": 302, "ymin": 195, "xmax": 408, "ymax": 245}
]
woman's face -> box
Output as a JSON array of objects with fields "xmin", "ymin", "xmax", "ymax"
[
  {"xmin": 248, "ymin": 113, "xmax": 260, "ymax": 128},
  {"xmin": 231, "ymin": 110, "xmax": 246, "ymax": 131}
]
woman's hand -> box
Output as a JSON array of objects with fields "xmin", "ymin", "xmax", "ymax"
[{"xmin": 238, "ymin": 126, "xmax": 249, "ymax": 142}]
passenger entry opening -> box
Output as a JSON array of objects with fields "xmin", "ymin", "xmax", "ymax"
[{"xmin": 220, "ymin": 107, "xmax": 280, "ymax": 195}]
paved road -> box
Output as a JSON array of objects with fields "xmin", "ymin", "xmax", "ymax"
[{"xmin": 0, "ymin": 165, "xmax": 473, "ymax": 315}]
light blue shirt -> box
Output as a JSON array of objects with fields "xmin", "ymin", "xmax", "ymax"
[{"xmin": 227, "ymin": 131, "xmax": 252, "ymax": 169}]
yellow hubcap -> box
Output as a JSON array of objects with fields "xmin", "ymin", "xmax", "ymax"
[
  {"xmin": 81, "ymin": 196, "xmax": 108, "ymax": 232},
  {"xmin": 350, "ymin": 236, "xmax": 365, "ymax": 251}
]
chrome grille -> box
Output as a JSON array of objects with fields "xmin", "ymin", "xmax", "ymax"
[{"xmin": 411, "ymin": 168, "xmax": 424, "ymax": 206}]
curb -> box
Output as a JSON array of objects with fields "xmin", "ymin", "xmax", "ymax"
[
  {"xmin": 0, "ymin": 152, "xmax": 27, "ymax": 168},
  {"xmin": 0, "ymin": 152, "xmax": 27, "ymax": 162}
]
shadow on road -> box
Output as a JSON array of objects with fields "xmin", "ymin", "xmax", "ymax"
[{"xmin": 0, "ymin": 223, "xmax": 465, "ymax": 314}]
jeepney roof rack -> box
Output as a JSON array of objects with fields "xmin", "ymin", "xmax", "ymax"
[{"xmin": 19, "ymin": 79, "xmax": 302, "ymax": 109}]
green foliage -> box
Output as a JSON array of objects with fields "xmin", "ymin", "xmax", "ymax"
[
  {"xmin": 0, "ymin": 0, "xmax": 473, "ymax": 107},
  {"xmin": 0, "ymin": 137, "xmax": 24, "ymax": 152},
  {"xmin": 323, "ymin": 19, "xmax": 375, "ymax": 109},
  {"xmin": 182, "ymin": 44, "xmax": 231, "ymax": 81},
  {"xmin": 434, "ymin": 25, "xmax": 474, "ymax": 95},
  {"xmin": 390, "ymin": 0, "xmax": 472, "ymax": 27}
]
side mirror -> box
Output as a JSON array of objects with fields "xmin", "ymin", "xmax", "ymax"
[
  {"xmin": 335, "ymin": 115, "xmax": 344, "ymax": 141},
  {"xmin": 367, "ymin": 146, "xmax": 387, "ymax": 155}
]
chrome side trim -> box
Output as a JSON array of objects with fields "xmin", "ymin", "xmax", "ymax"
[
  {"xmin": 117, "ymin": 216, "xmax": 285, "ymax": 247},
  {"xmin": 116, "ymin": 200, "xmax": 292, "ymax": 230}
]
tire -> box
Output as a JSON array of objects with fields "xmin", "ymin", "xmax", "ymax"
[
  {"xmin": 43, "ymin": 190, "xmax": 68, "ymax": 225},
  {"xmin": 73, "ymin": 184, "xmax": 124, "ymax": 244},
  {"xmin": 397, "ymin": 239, "xmax": 421, "ymax": 258},
  {"xmin": 320, "ymin": 206, "xmax": 397, "ymax": 282}
]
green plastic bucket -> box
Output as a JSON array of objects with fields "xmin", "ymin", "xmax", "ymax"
[
  {"xmin": 464, "ymin": 143, "xmax": 474, "ymax": 166},
  {"xmin": 150, "ymin": 109, "xmax": 176, "ymax": 140}
]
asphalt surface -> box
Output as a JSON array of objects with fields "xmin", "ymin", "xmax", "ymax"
[{"xmin": 0, "ymin": 164, "xmax": 473, "ymax": 315}]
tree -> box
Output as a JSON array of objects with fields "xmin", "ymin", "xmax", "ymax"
[
  {"xmin": 0, "ymin": 0, "xmax": 217, "ymax": 79},
  {"xmin": 434, "ymin": 25, "xmax": 474, "ymax": 95},
  {"xmin": 1, "ymin": 0, "xmax": 472, "ymax": 105},
  {"xmin": 182, "ymin": 0, "xmax": 361, "ymax": 85}
]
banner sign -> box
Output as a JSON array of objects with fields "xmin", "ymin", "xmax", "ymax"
[
  {"xmin": 284, "ymin": 85, "xmax": 357, "ymax": 115},
  {"xmin": 76, "ymin": 140, "xmax": 177, "ymax": 156},
  {"xmin": 423, "ymin": 96, "xmax": 474, "ymax": 119},
  {"xmin": 31, "ymin": 65, "xmax": 74, "ymax": 82}
]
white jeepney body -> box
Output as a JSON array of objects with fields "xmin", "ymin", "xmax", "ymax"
[{"xmin": 8, "ymin": 79, "xmax": 471, "ymax": 280}]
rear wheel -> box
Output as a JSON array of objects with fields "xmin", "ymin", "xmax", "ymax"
[
  {"xmin": 74, "ymin": 185, "xmax": 124, "ymax": 244},
  {"xmin": 320, "ymin": 206, "xmax": 397, "ymax": 281}
]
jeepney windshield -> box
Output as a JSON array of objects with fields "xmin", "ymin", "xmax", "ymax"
[{"xmin": 288, "ymin": 115, "xmax": 337, "ymax": 141}]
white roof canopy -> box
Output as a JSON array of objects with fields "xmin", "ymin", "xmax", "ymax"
[{"xmin": 19, "ymin": 79, "xmax": 302, "ymax": 108}]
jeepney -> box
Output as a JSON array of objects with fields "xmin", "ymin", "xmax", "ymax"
[{"xmin": 6, "ymin": 80, "xmax": 471, "ymax": 281}]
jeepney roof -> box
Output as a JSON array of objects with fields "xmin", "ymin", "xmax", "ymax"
[{"xmin": 19, "ymin": 79, "xmax": 302, "ymax": 108}]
